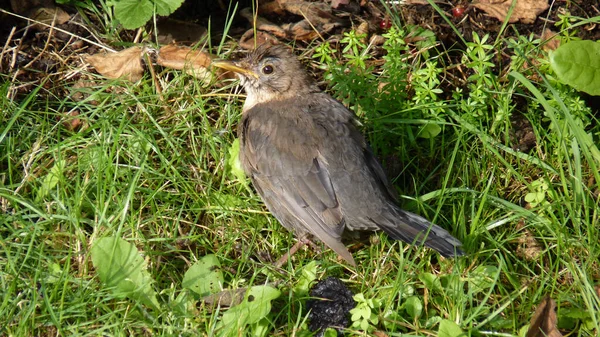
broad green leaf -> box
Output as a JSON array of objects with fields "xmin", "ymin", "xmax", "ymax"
[
  {"xmin": 171, "ymin": 291, "xmax": 193, "ymax": 316},
  {"xmin": 154, "ymin": 0, "xmax": 185, "ymax": 16},
  {"xmin": 550, "ymin": 40, "xmax": 600, "ymax": 96},
  {"xmin": 218, "ymin": 286, "xmax": 281, "ymax": 335},
  {"xmin": 418, "ymin": 122, "xmax": 442, "ymax": 139},
  {"xmin": 441, "ymin": 274, "xmax": 463, "ymax": 295},
  {"xmin": 114, "ymin": 0, "xmax": 153, "ymax": 29},
  {"xmin": 37, "ymin": 158, "xmax": 65, "ymax": 200},
  {"xmin": 404, "ymin": 296, "xmax": 423, "ymax": 319},
  {"xmin": 469, "ymin": 265, "xmax": 498, "ymax": 294},
  {"xmin": 91, "ymin": 237, "xmax": 159, "ymax": 310},
  {"xmin": 292, "ymin": 261, "xmax": 318, "ymax": 296},
  {"xmin": 323, "ymin": 328, "xmax": 338, "ymax": 337},
  {"xmin": 182, "ymin": 254, "xmax": 224, "ymax": 297},
  {"xmin": 438, "ymin": 319, "xmax": 464, "ymax": 337},
  {"xmin": 419, "ymin": 273, "xmax": 443, "ymax": 292},
  {"xmin": 251, "ymin": 318, "xmax": 270, "ymax": 337}
]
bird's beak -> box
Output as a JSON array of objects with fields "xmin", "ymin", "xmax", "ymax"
[{"xmin": 211, "ymin": 60, "xmax": 259, "ymax": 79}]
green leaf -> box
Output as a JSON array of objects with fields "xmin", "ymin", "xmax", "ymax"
[
  {"xmin": 251, "ymin": 318, "xmax": 270, "ymax": 337},
  {"xmin": 37, "ymin": 158, "xmax": 65, "ymax": 200},
  {"xmin": 218, "ymin": 286, "xmax": 281, "ymax": 335},
  {"xmin": 114, "ymin": 0, "xmax": 153, "ymax": 29},
  {"xmin": 550, "ymin": 40, "xmax": 600, "ymax": 96},
  {"xmin": 154, "ymin": 0, "xmax": 185, "ymax": 16},
  {"xmin": 227, "ymin": 138, "xmax": 248, "ymax": 183},
  {"xmin": 292, "ymin": 261, "xmax": 318, "ymax": 296},
  {"xmin": 438, "ymin": 319, "xmax": 464, "ymax": 337},
  {"xmin": 469, "ymin": 265, "xmax": 498, "ymax": 294},
  {"xmin": 419, "ymin": 273, "xmax": 443, "ymax": 292},
  {"xmin": 404, "ymin": 296, "xmax": 423, "ymax": 319},
  {"xmin": 182, "ymin": 254, "xmax": 224, "ymax": 297},
  {"xmin": 91, "ymin": 237, "xmax": 160, "ymax": 310},
  {"xmin": 418, "ymin": 122, "xmax": 442, "ymax": 139},
  {"xmin": 323, "ymin": 328, "xmax": 338, "ymax": 337}
]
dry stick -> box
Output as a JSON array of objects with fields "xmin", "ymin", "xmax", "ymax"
[
  {"xmin": 273, "ymin": 235, "xmax": 314, "ymax": 268},
  {"xmin": 23, "ymin": 15, "xmax": 57, "ymax": 69},
  {"xmin": 0, "ymin": 26, "xmax": 16, "ymax": 72},
  {"xmin": 6, "ymin": 25, "xmax": 31, "ymax": 100},
  {"xmin": 144, "ymin": 51, "xmax": 173, "ymax": 115}
]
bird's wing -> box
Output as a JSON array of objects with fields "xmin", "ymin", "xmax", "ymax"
[{"xmin": 239, "ymin": 102, "xmax": 355, "ymax": 265}]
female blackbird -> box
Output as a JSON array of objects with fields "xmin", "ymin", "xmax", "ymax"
[{"xmin": 213, "ymin": 44, "xmax": 463, "ymax": 266}]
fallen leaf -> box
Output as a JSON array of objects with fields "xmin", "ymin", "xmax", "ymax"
[
  {"xmin": 241, "ymin": 2, "xmax": 345, "ymax": 42},
  {"xmin": 283, "ymin": 2, "xmax": 335, "ymax": 25},
  {"xmin": 372, "ymin": 331, "xmax": 389, "ymax": 337},
  {"xmin": 239, "ymin": 30, "xmax": 280, "ymax": 50},
  {"xmin": 157, "ymin": 44, "xmax": 222, "ymax": 84},
  {"xmin": 59, "ymin": 109, "xmax": 87, "ymax": 131},
  {"xmin": 473, "ymin": 0, "xmax": 549, "ymax": 24},
  {"xmin": 70, "ymin": 80, "xmax": 99, "ymax": 103},
  {"xmin": 157, "ymin": 45, "xmax": 211, "ymax": 70},
  {"xmin": 331, "ymin": 0, "xmax": 350, "ymax": 9},
  {"xmin": 258, "ymin": 1, "xmax": 285, "ymax": 15},
  {"xmin": 526, "ymin": 296, "xmax": 563, "ymax": 337},
  {"xmin": 86, "ymin": 46, "xmax": 145, "ymax": 82},
  {"xmin": 282, "ymin": 20, "xmax": 320, "ymax": 41},
  {"xmin": 516, "ymin": 220, "xmax": 542, "ymax": 260},
  {"xmin": 540, "ymin": 29, "xmax": 560, "ymax": 52},
  {"xmin": 240, "ymin": 8, "xmax": 287, "ymax": 38},
  {"xmin": 201, "ymin": 288, "xmax": 247, "ymax": 307},
  {"xmin": 29, "ymin": 6, "xmax": 71, "ymax": 28}
]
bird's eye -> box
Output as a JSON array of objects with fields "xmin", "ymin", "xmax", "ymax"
[{"xmin": 262, "ymin": 65, "xmax": 274, "ymax": 74}]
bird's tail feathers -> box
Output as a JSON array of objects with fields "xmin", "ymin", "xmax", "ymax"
[{"xmin": 375, "ymin": 206, "xmax": 464, "ymax": 257}]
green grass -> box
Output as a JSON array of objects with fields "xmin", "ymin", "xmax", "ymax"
[{"xmin": 1, "ymin": 4, "xmax": 600, "ymax": 337}]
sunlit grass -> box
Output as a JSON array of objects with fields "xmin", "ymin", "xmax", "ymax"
[{"xmin": 1, "ymin": 3, "xmax": 599, "ymax": 337}]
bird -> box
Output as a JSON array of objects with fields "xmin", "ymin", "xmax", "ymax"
[{"xmin": 212, "ymin": 44, "xmax": 464, "ymax": 266}]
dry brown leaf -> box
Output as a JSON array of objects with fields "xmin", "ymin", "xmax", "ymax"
[
  {"xmin": 240, "ymin": 30, "xmax": 280, "ymax": 50},
  {"xmin": 240, "ymin": 8, "xmax": 287, "ymax": 37},
  {"xmin": 526, "ymin": 296, "xmax": 563, "ymax": 337},
  {"xmin": 70, "ymin": 80, "xmax": 99, "ymax": 103},
  {"xmin": 516, "ymin": 220, "xmax": 542, "ymax": 260},
  {"xmin": 473, "ymin": 0, "xmax": 549, "ymax": 24},
  {"xmin": 157, "ymin": 44, "xmax": 220, "ymax": 83},
  {"xmin": 86, "ymin": 46, "xmax": 145, "ymax": 82},
  {"xmin": 259, "ymin": 1, "xmax": 286, "ymax": 15},
  {"xmin": 540, "ymin": 29, "xmax": 561, "ymax": 51},
  {"xmin": 59, "ymin": 109, "xmax": 87, "ymax": 131},
  {"xmin": 331, "ymin": 0, "xmax": 350, "ymax": 9},
  {"xmin": 157, "ymin": 45, "xmax": 212, "ymax": 70},
  {"xmin": 29, "ymin": 7, "xmax": 71, "ymax": 30},
  {"xmin": 282, "ymin": 20, "xmax": 320, "ymax": 41},
  {"xmin": 201, "ymin": 288, "xmax": 247, "ymax": 307},
  {"xmin": 283, "ymin": 2, "xmax": 335, "ymax": 25}
]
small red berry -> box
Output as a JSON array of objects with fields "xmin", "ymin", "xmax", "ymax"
[
  {"xmin": 379, "ymin": 18, "xmax": 392, "ymax": 30},
  {"xmin": 451, "ymin": 5, "xmax": 466, "ymax": 18}
]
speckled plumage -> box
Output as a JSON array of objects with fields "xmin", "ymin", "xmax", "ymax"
[{"xmin": 214, "ymin": 44, "xmax": 464, "ymax": 265}]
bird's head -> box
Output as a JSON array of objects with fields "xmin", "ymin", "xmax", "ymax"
[{"xmin": 212, "ymin": 44, "xmax": 318, "ymax": 110}]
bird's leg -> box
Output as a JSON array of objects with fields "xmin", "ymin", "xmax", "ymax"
[{"xmin": 273, "ymin": 234, "xmax": 313, "ymax": 268}]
